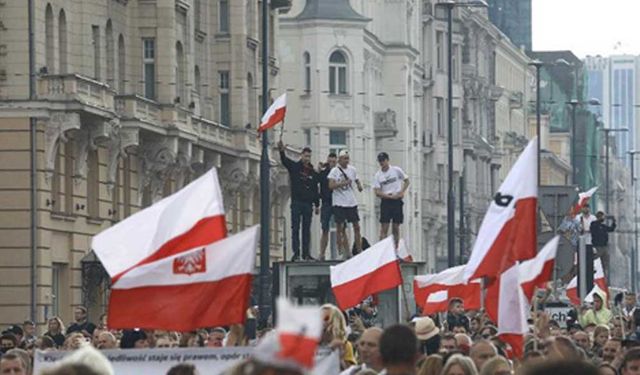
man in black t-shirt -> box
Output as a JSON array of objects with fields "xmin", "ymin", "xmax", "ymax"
[{"xmin": 317, "ymin": 153, "xmax": 337, "ymax": 260}]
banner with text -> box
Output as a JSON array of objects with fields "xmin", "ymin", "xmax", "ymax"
[{"xmin": 34, "ymin": 346, "xmax": 339, "ymax": 375}]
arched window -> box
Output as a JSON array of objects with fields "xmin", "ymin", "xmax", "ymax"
[
  {"xmin": 329, "ymin": 50, "xmax": 348, "ymax": 94},
  {"xmin": 175, "ymin": 42, "xmax": 185, "ymax": 103},
  {"xmin": 58, "ymin": 9, "xmax": 67, "ymax": 74},
  {"xmin": 118, "ymin": 35, "xmax": 125, "ymax": 94},
  {"xmin": 45, "ymin": 4, "xmax": 54, "ymax": 72},
  {"xmin": 194, "ymin": 65, "xmax": 201, "ymax": 97},
  {"xmin": 303, "ymin": 52, "xmax": 311, "ymax": 92},
  {"xmin": 106, "ymin": 20, "xmax": 114, "ymax": 86},
  {"xmin": 247, "ymin": 73, "xmax": 256, "ymax": 127}
]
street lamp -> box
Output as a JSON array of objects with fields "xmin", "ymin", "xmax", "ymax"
[
  {"xmin": 628, "ymin": 150, "xmax": 640, "ymax": 292},
  {"xmin": 528, "ymin": 59, "xmax": 544, "ymax": 235},
  {"xmin": 567, "ymin": 98, "xmax": 601, "ymax": 187},
  {"xmin": 435, "ymin": 0, "xmax": 487, "ymax": 268},
  {"xmin": 600, "ymin": 127, "xmax": 628, "ymax": 214}
]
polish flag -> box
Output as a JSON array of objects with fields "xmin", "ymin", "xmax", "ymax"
[
  {"xmin": 566, "ymin": 258, "xmax": 607, "ymax": 306},
  {"xmin": 107, "ymin": 226, "xmax": 258, "ymax": 331},
  {"xmin": 258, "ymin": 93, "xmax": 286, "ymax": 132},
  {"xmin": 422, "ymin": 290, "xmax": 449, "ymax": 314},
  {"xmin": 397, "ymin": 238, "xmax": 413, "ymax": 262},
  {"xmin": 413, "ymin": 265, "xmax": 481, "ymax": 312},
  {"xmin": 92, "ymin": 168, "xmax": 227, "ymax": 280},
  {"xmin": 571, "ymin": 186, "xmax": 598, "ymax": 216},
  {"xmin": 519, "ymin": 236, "xmax": 560, "ymax": 301},
  {"xmin": 275, "ymin": 298, "xmax": 323, "ymax": 369},
  {"xmin": 464, "ymin": 137, "xmax": 537, "ymax": 282},
  {"xmin": 330, "ymin": 236, "xmax": 403, "ymax": 310},
  {"xmin": 497, "ymin": 263, "xmax": 529, "ymax": 358}
]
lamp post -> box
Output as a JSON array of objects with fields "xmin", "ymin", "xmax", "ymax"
[
  {"xmin": 628, "ymin": 150, "xmax": 640, "ymax": 292},
  {"xmin": 567, "ymin": 98, "xmax": 601, "ymax": 188},
  {"xmin": 528, "ymin": 60, "xmax": 543, "ymax": 235},
  {"xmin": 600, "ymin": 127, "xmax": 628, "ymax": 214},
  {"xmin": 436, "ymin": 0, "xmax": 487, "ymax": 267}
]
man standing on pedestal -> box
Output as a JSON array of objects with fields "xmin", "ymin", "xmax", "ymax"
[
  {"xmin": 590, "ymin": 211, "xmax": 616, "ymax": 281},
  {"xmin": 278, "ymin": 140, "xmax": 320, "ymax": 261},
  {"xmin": 373, "ymin": 152, "xmax": 409, "ymax": 247}
]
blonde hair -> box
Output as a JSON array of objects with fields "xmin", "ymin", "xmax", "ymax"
[
  {"xmin": 321, "ymin": 303, "xmax": 347, "ymax": 343},
  {"xmin": 48, "ymin": 316, "xmax": 65, "ymax": 334},
  {"xmin": 593, "ymin": 325, "xmax": 610, "ymax": 340},
  {"xmin": 479, "ymin": 356, "xmax": 510, "ymax": 375},
  {"xmin": 442, "ymin": 354, "xmax": 478, "ymax": 375},
  {"xmin": 418, "ymin": 354, "xmax": 444, "ymax": 375}
]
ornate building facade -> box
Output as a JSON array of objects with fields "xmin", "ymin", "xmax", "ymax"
[{"xmin": 0, "ymin": 0, "xmax": 287, "ymax": 327}]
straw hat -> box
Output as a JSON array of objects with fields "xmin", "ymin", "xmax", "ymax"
[{"xmin": 414, "ymin": 317, "xmax": 440, "ymax": 341}]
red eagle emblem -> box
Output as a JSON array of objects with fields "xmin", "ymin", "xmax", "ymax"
[{"xmin": 173, "ymin": 249, "xmax": 207, "ymax": 275}]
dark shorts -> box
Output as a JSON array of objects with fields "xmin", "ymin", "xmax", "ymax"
[
  {"xmin": 380, "ymin": 199, "xmax": 404, "ymax": 224},
  {"xmin": 320, "ymin": 203, "xmax": 333, "ymax": 231},
  {"xmin": 333, "ymin": 206, "xmax": 359, "ymax": 224}
]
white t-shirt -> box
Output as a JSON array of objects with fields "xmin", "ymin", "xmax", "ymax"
[
  {"xmin": 373, "ymin": 166, "xmax": 408, "ymax": 197},
  {"xmin": 328, "ymin": 165, "xmax": 359, "ymax": 207},
  {"xmin": 574, "ymin": 213, "xmax": 597, "ymax": 245}
]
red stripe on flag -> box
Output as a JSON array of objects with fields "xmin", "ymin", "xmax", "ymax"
[
  {"xmin": 258, "ymin": 107, "xmax": 286, "ymax": 132},
  {"xmin": 449, "ymin": 284, "xmax": 482, "ymax": 310},
  {"xmin": 469, "ymin": 197, "xmax": 537, "ymax": 280},
  {"xmin": 499, "ymin": 333, "xmax": 524, "ymax": 359},
  {"xmin": 332, "ymin": 261, "xmax": 402, "ymax": 310},
  {"xmin": 113, "ymin": 215, "xmax": 227, "ymax": 282},
  {"xmin": 108, "ymin": 274, "xmax": 251, "ymax": 331},
  {"xmin": 277, "ymin": 334, "xmax": 319, "ymax": 369},
  {"xmin": 521, "ymin": 260, "xmax": 555, "ymax": 301},
  {"xmin": 423, "ymin": 298, "xmax": 449, "ymax": 314}
]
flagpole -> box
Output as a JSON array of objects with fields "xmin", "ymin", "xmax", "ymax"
[{"xmin": 258, "ymin": 0, "xmax": 271, "ymax": 329}]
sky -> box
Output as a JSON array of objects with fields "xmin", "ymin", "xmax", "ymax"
[{"xmin": 532, "ymin": 0, "xmax": 640, "ymax": 57}]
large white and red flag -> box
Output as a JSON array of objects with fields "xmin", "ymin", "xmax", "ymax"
[
  {"xmin": 108, "ymin": 226, "xmax": 258, "ymax": 331},
  {"xmin": 464, "ymin": 138, "xmax": 538, "ymax": 282},
  {"xmin": 571, "ymin": 186, "xmax": 598, "ymax": 216},
  {"xmin": 422, "ymin": 290, "xmax": 450, "ymax": 314},
  {"xmin": 518, "ymin": 236, "xmax": 560, "ymax": 301},
  {"xmin": 258, "ymin": 93, "xmax": 286, "ymax": 133},
  {"xmin": 496, "ymin": 263, "xmax": 529, "ymax": 359},
  {"xmin": 413, "ymin": 265, "xmax": 481, "ymax": 313},
  {"xmin": 92, "ymin": 168, "xmax": 227, "ymax": 280},
  {"xmin": 566, "ymin": 258, "xmax": 608, "ymax": 306},
  {"xmin": 330, "ymin": 236, "xmax": 402, "ymax": 310},
  {"xmin": 275, "ymin": 298, "xmax": 323, "ymax": 369}
]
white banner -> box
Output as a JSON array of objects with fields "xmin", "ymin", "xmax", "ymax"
[{"xmin": 34, "ymin": 346, "xmax": 340, "ymax": 375}]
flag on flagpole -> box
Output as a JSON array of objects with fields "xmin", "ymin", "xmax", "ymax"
[
  {"xmin": 566, "ymin": 258, "xmax": 608, "ymax": 306},
  {"xmin": 571, "ymin": 186, "xmax": 598, "ymax": 216},
  {"xmin": 397, "ymin": 238, "xmax": 413, "ymax": 262},
  {"xmin": 108, "ymin": 226, "xmax": 259, "ymax": 331},
  {"xmin": 519, "ymin": 236, "xmax": 560, "ymax": 301},
  {"xmin": 422, "ymin": 290, "xmax": 450, "ymax": 314},
  {"xmin": 496, "ymin": 263, "xmax": 529, "ymax": 358},
  {"xmin": 258, "ymin": 93, "xmax": 287, "ymax": 133},
  {"xmin": 464, "ymin": 138, "xmax": 538, "ymax": 282},
  {"xmin": 92, "ymin": 168, "xmax": 227, "ymax": 280},
  {"xmin": 413, "ymin": 265, "xmax": 481, "ymax": 312},
  {"xmin": 330, "ymin": 236, "xmax": 403, "ymax": 310},
  {"xmin": 275, "ymin": 298, "xmax": 323, "ymax": 369}
]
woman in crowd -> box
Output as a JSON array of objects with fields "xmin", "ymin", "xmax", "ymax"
[
  {"xmin": 592, "ymin": 325, "xmax": 610, "ymax": 357},
  {"xmin": 479, "ymin": 356, "xmax": 511, "ymax": 375},
  {"xmin": 44, "ymin": 316, "xmax": 66, "ymax": 348},
  {"xmin": 320, "ymin": 303, "xmax": 356, "ymax": 370},
  {"xmin": 441, "ymin": 354, "xmax": 479, "ymax": 375},
  {"xmin": 417, "ymin": 354, "xmax": 443, "ymax": 375}
]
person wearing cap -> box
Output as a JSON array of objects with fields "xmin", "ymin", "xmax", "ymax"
[
  {"xmin": 277, "ymin": 140, "xmax": 320, "ymax": 262},
  {"xmin": 328, "ymin": 150, "xmax": 363, "ymax": 259},
  {"xmin": 373, "ymin": 152, "xmax": 409, "ymax": 247}
]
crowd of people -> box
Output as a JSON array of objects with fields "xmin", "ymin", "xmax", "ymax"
[{"xmin": 4, "ymin": 290, "xmax": 640, "ymax": 375}]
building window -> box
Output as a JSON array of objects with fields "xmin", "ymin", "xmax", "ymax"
[
  {"xmin": 452, "ymin": 44, "xmax": 459, "ymax": 81},
  {"xmin": 194, "ymin": 0, "xmax": 202, "ymax": 31},
  {"xmin": 219, "ymin": 0, "xmax": 230, "ymax": 33},
  {"xmin": 87, "ymin": 149, "xmax": 100, "ymax": 219},
  {"xmin": 329, "ymin": 130, "xmax": 347, "ymax": 155},
  {"xmin": 123, "ymin": 155, "xmax": 131, "ymax": 217},
  {"xmin": 111, "ymin": 161, "xmax": 121, "ymax": 222},
  {"xmin": 51, "ymin": 146, "xmax": 62, "ymax": 213},
  {"xmin": 329, "ymin": 51, "xmax": 348, "ymax": 95},
  {"xmin": 303, "ymin": 52, "xmax": 311, "ymax": 93},
  {"xmin": 436, "ymin": 31, "xmax": 444, "ymax": 71},
  {"xmin": 436, "ymin": 97, "xmax": 444, "ymax": 137},
  {"xmin": 51, "ymin": 263, "xmax": 62, "ymax": 317},
  {"xmin": 304, "ymin": 129, "xmax": 311, "ymax": 147},
  {"xmin": 45, "ymin": 4, "xmax": 54, "ymax": 73},
  {"xmin": 437, "ymin": 164, "xmax": 445, "ymax": 201},
  {"xmin": 247, "ymin": 73, "xmax": 256, "ymax": 127},
  {"xmin": 58, "ymin": 9, "xmax": 68, "ymax": 74},
  {"xmin": 106, "ymin": 20, "xmax": 114, "ymax": 86},
  {"xmin": 63, "ymin": 142, "xmax": 74, "ymax": 215},
  {"xmin": 92, "ymin": 25, "xmax": 101, "ymax": 80},
  {"xmin": 142, "ymin": 38, "xmax": 156, "ymax": 100},
  {"xmin": 175, "ymin": 42, "xmax": 185, "ymax": 103},
  {"xmin": 219, "ymin": 71, "xmax": 230, "ymax": 126},
  {"xmin": 118, "ymin": 35, "xmax": 126, "ymax": 94}
]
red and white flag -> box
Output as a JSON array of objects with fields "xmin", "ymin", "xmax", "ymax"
[
  {"xmin": 423, "ymin": 290, "xmax": 450, "ymax": 314},
  {"xmin": 92, "ymin": 168, "xmax": 227, "ymax": 280},
  {"xmin": 519, "ymin": 236, "xmax": 559, "ymax": 301},
  {"xmin": 275, "ymin": 298, "xmax": 323, "ymax": 369},
  {"xmin": 413, "ymin": 265, "xmax": 481, "ymax": 312},
  {"xmin": 464, "ymin": 138, "xmax": 538, "ymax": 282},
  {"xmin": 571, "ymin": 186, "xmax": 598, "ymax": 216},
  {"xmin": 496, "ymin": 263, "xmax": 529, "ymax": 359},
  {"xmin": 330, "ymin": 236, "xmax": 403, "ymax": 310},
  {"xmin": 108, "ymin": 226, "xmax": 258, "ymax": 331},
  {"xmin": 258, "ymin": 93, "xmax": 286, "ymax": 133},
  {"xmin": 566, "ymin": 258, "xmax": 607, "ymax": 306},
  {"xmin": 397, "ymin": 238, "xmax": 413, "ymax": 262}
]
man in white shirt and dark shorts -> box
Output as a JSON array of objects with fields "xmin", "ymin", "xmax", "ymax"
[
  {"xmin": 328, "ymin": 150, "xmax": 363, "ymax": 259},
  {"xmin": 373, "ymin": 152, "xmax": 409, "ymax": 248}
]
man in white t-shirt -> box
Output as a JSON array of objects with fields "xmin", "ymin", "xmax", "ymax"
[
  {"xmin": 373, "ymin": 152, "xmax": 409, "ymax": 248},
  {"xmin": 328, "ymin": 150, "xmax": 363, "ymax": 259},
  {"xmin": 575, "ymin": 203, "xmax": 597, "ymax": 248}
]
